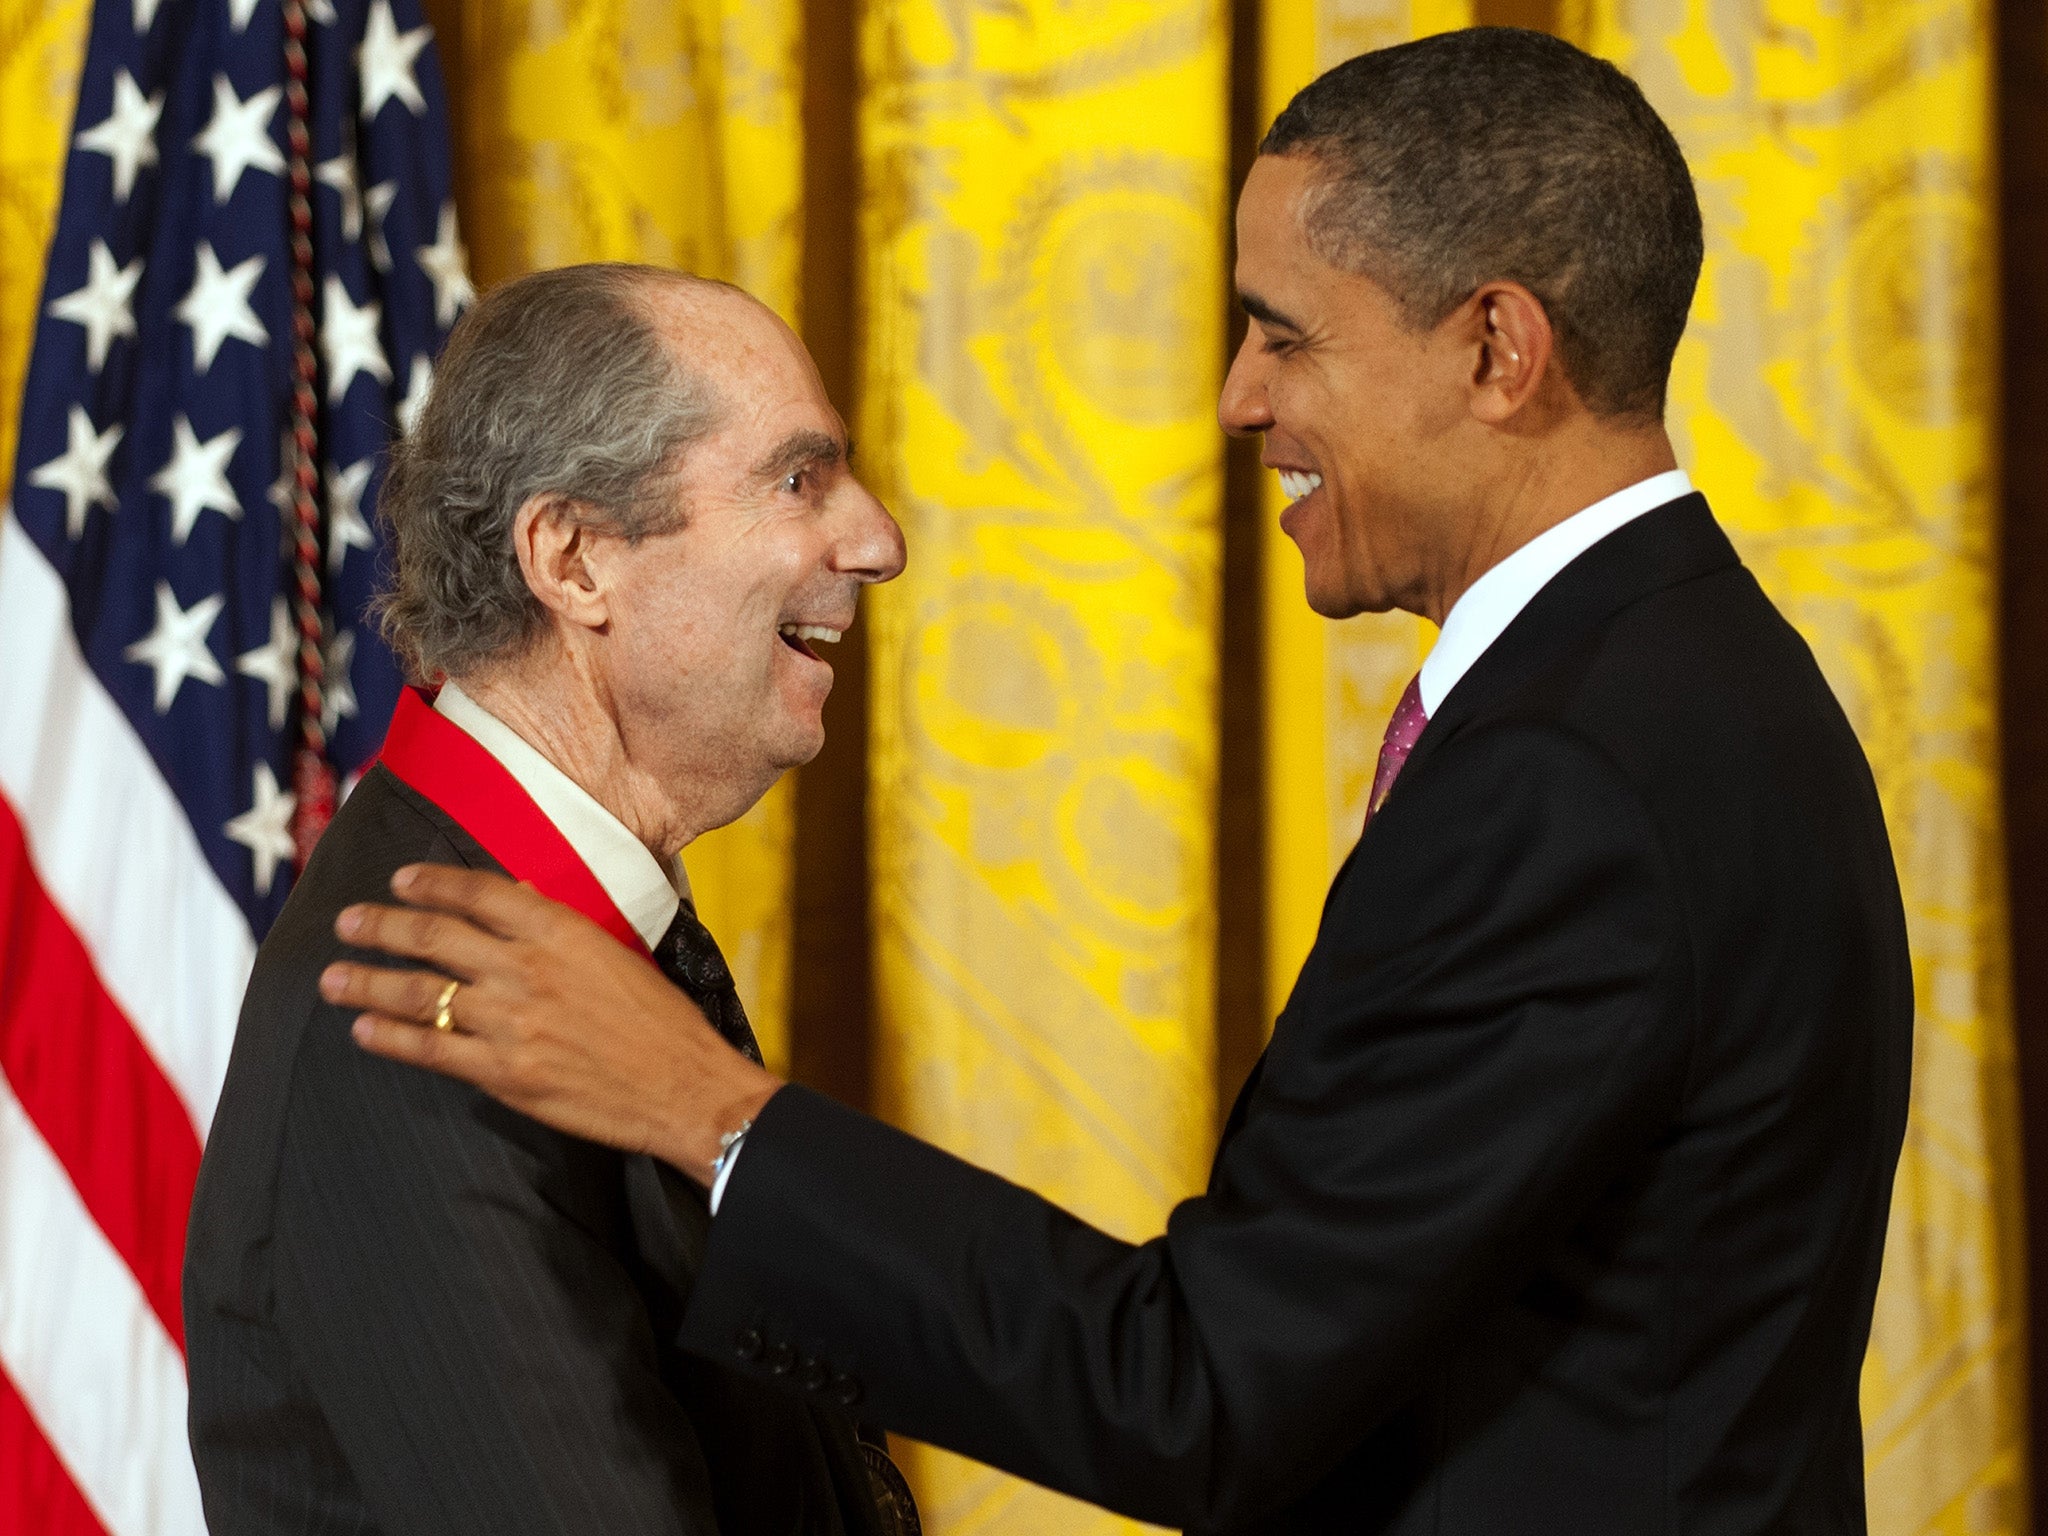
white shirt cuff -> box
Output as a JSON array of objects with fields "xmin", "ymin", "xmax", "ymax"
[{"xmin": 708, "ymin": 1136, "xmax": 744, "ymax": 1215}]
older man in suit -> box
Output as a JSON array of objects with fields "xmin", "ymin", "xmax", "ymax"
[
  {"xmin": 183, "ymin": 263, "xmax": 916, "ymax": 1534},
  {"xmin": 325, "ymin": 29, "xmax": 1912, "ymax": 1535}
]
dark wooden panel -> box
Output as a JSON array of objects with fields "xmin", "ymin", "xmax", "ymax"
[
  {"xmin": 1998, "ymin": 0, "xmax": 2048, "ymax": 1500},
  {"xmin": 1215, "ymin": 0, "xmax": 1271, "ymax": 1125},
  {"xmin": 1472, "ymin": 0, "xmax": 1562, "ymax": 33},
  {"xmin": 788, "ymin": 0, "xmax": 874, "ymax": 1113}
]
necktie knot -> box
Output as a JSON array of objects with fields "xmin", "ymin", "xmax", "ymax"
[
  {"xmin": 655, "ymin": 901, "xmax": 761, "ymax": 1065},
  {"xmin": 1367, "ymin": 674, "xmax": 1428, "ymax": 824},
  {"xmin": 658, "ymin": 905, "xmax": 732, "ymax": 991}
]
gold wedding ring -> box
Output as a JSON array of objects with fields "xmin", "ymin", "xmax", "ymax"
[{"xmin": 432, "ymin": 978, "xmax": 460, "ymax": 1032}]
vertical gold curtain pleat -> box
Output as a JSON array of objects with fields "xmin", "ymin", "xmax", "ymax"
[
  {"xmin": 1556, "ymin": 3, "xmax": 2027, "ymax": 1528},
  {"xmin": 857, "ymin": 3, "xmax": 1229, "ymax": 1530},
  {"xmin": 0, "ymin": 0, "xmax": 89, "ymax": 489},
  {"xmin": 1256, "ymin": 0, "xmax": 1468, "ymax": 1020},
  {"xmin": 431, "ymin": 0, "xmax": 804, "ymax": 1070}
]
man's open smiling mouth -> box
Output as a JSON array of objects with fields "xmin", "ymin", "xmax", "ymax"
[
  {"xmin": 777, "ymin": 622, "xmax": 843, "ymax": 661},
  {"xmin": 1277, "ymin": 469, "xmax": 1324, "ymax": 504}
]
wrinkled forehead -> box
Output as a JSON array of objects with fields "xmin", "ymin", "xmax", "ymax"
[
  {"xmin": 643, "ymin": 280, "xmax": 794, "ymax": 372},
  {"xmin": 1236, "ymin": 154, "xmax": 1331, "ymax": 267},
  {"xmin": 643, "ymin": 281, "xmax": 818, "ymax": 396},
  {"xmin": 639, "ymin": 282, "xmax": 844, "ymax": 471}
]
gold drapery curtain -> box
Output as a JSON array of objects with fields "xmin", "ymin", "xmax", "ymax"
[
  {"xmin": 0, "ymin": 0, "xmax": 88, "ymax": 491},
  {"xmin": 858, "ymin": 5, "xmax": 1229, "ymax": 1530},
  {"xmin": 1559, "ymin": 1, "xmax": 2029, "ymax": 1526},
  {"xmin": 0, "ymin": 2, "xmax": 2028, "ymax": 1532}
]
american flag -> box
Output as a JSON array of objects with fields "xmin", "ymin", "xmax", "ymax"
[{"xmin": 0, "ymin": 0, "xmax": 466, "ymax": 1529}]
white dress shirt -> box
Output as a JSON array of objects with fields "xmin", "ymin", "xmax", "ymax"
[
  {"xmin": 1417, "ymin": 469, "xmax": 1694, "ymax": 716},
  {"xmin": 434, "ymin": 681, "xmax": 689, "ymax": 950},
  {"xmin": 434, "ymin": 685, "xmax": 747, "ymax": 1203}
]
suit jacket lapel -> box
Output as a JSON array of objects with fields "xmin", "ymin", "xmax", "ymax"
[
  {"xmin": 1398, "ymin": 494, "xmax": 1739, "ymax": 790},
  {"xmin": 1292, "ymin": 496, "xmax": 1740, "ymax": 957}
]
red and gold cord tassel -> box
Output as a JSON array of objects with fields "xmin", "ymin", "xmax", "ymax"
[{"xmin": 281, "ymin": 0, "xmax": 335, "ymax": 866}]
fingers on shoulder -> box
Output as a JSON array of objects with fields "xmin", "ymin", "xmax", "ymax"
[
  {"xmin": 349, "ymin": 1013, "xmax": 497, "ymax": 1086},
  {"xmin": 394, "ymin": 862, "xmax": 601, "ymax": 948}
]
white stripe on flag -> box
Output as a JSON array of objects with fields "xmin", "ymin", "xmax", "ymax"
[
  {"xmin": 0, "ymin": 1070, "xmax": 205, "ymax": 1536},
  {"xmin": 0, "ymin": 511, "xmax": 254, "ymax": 1132}
]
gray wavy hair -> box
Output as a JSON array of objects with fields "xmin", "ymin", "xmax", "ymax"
[{"xmin": 372, "ymin": 263, "xmax": 726, "ymax": 682}]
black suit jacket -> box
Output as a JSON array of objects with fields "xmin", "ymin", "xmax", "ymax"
[
  {"xmin": 679, "ymin": 495, "xmax": 1914, "ymax": 1533},
  {"xmin": 185, "ymin": 766, "xmax": 888, "ymax": 1536}
]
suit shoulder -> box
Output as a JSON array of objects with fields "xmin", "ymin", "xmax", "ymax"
[
  {"xmin": 252, "ymin": 766, "xmax": 495, "ymax": 999},
  {"xmin": 1586, "ymin": 563, "xmax": 1849, "ymax": 730},
  {"xmin": 1477, "ymin": 563, "xmax": 1874, "ymax": 832},
  {"xmin": 205, "ymin": 770, "xmax": 498, "ymax": 1185},
  {"xmin": 191, "ymin": 769, "xmax": 501, "ymax": 1308}
]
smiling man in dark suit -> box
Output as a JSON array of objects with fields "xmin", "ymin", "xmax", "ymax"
[
  {"xmin": 183, "ymin": 264, "xmax": 918, "ymax": 1535},
  {"xmin": 324, "ymin": 29, "xmax": 1913, "ymax": 1534}
]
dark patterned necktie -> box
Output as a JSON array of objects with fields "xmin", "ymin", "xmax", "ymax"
[{"xmin": 653, "ymin": 900, "xmax": 762, "ymax": 1065}]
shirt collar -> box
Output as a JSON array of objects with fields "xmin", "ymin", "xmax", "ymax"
[
  {"xmin": 433, "ymin": 681, "xmax": 687, "ymax": 950},
  {"xmin": 1417, "ymin": 469, "xmax": 1694, "ymax": 717}
]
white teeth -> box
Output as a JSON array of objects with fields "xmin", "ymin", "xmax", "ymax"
[
  {"xmin": 779, "ymin": 623, "xmax": 843, "ymax": 645},
  {"xmin": 1277, "ymin": 470, "xmax": 1324, "ymax": 503}
]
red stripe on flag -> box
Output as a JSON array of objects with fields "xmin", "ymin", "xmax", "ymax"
[
  {"xmin": 0, "ymin": 1364, "xmax": 112, "ymax": 1536},
  {"xmin": 0, "ymin": 793, "xmax": 202, "ymax": 1352}
]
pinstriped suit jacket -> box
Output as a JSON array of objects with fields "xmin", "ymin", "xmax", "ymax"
[{"xmin": 184, "ymin": 765, "xmax": 886, "ymax": 1535}]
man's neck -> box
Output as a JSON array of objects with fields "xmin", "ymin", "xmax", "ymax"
[
  {"xmin": 1424, "ymin": 421, "xmax": 1679, "ymax": 626},
  {"xmin": 454, "ymin": 658, "xmax": 698, "ymax": 864}
]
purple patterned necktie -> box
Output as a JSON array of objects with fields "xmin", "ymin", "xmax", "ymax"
[{"xmin": 1366, "ymin": 674, "xmax": 1429, "ymax": 825}]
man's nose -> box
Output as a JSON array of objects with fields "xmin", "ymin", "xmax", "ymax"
[
  {"xmin": 830, "ymin": 480, "xmax": 907, "ymax": 585},
  {"xmin": 1217, "ymin": 327, "xmax": 1273, "ymax": 439}
]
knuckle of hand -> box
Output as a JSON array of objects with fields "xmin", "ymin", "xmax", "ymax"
[
  {"xmin": 505, "ymin": 1041, "xmax": 543, "ymax": 1088},
  {"xmin": 512, "ymin": 952, "xmax": 548, "ymax": 995},
  {"xmin": 510, "ymin": 1002, "xmax": 546, "ymax": 1046}
]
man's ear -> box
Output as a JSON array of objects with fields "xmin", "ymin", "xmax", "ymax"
[
  {"xmin": 511, "ymin": 495, "xmax": 610, "ymax": 633},
  {"xmin": 1465, "ymin": 280, "xmax": 1557, "ymax": 426}
]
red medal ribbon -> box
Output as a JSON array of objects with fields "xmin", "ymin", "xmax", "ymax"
[{"xmin": 376, "ymin": 687, "xmax": 651, "ymax": 958}]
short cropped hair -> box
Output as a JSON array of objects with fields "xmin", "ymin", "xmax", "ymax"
[
  {"xmin": 1261, "ymin": 27, "xmax": 1703, "ymax": 420},
  {"xmin": 373, "ymin": 263, "xmax": 725, "ymax": 682}
]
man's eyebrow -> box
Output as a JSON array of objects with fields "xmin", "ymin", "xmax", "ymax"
[
  {"xmin": 751, "ymin": 428, "xmax": 846, "ymax": 482},
  {"xmin": 1238, "ymin": 290, "xmax": 1304, "ymax": 332}
]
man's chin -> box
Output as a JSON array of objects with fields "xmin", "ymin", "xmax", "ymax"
[
  {"xmin": 767, "ymin": 710, "xmax": 828, "ymax": 770},
  {"xmin": 1303, "ymin": 575, "xmax": 1378, "ymax": 621},
  {"xmin": 1299, "ymin": 560, "xmax": 1409, "ymax": 622},
  {"xmin": 697, "ymin": 724, "xmax": 822, "ymax": 838},
  {"xmin": 784, "ymin": 732, "xmax": 826, "ymax": 770}
]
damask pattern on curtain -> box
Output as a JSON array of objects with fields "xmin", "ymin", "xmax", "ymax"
[
  {"xmin": 857, "ymin": 4, "xmax": 1230, "ymax": 1530},
  {"xmin": 0, "ymin": 3, "xmax": 2026, "ymax": 1532}
]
